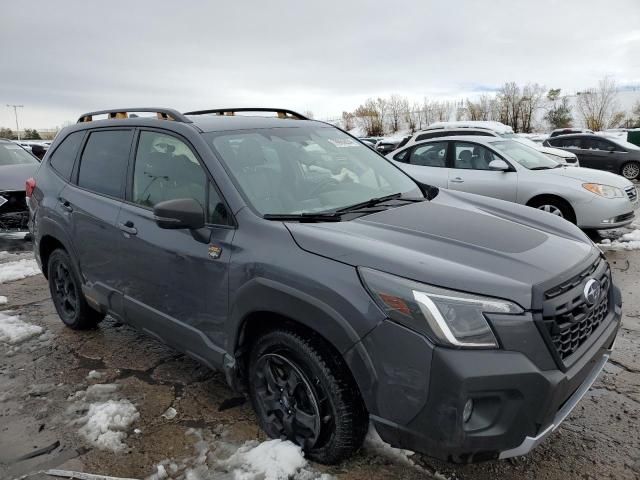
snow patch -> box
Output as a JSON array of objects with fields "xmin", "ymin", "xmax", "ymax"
[
  {"xmin": 86, "ymin": 370, "xmax": 104, "ymax": 380},
  {"xmin": 0, "ymin": 258, "xmax": 40, "ymax": 283},
  {"xmin": 0, "ymin": 296, "xmax": 7, "ymax": 305},
  {"xmin": 0, "ymin": 311, "xmax": 44, "ymax": 345},
  {"xmin": 222, "ymin": 439, "xmax": 309, "ymax": 480},
  {"xmin": 68, "ymin": 383, "xmax": 139, "ymax": 452},
  {"xmin": 77, "ymin": 399, "xmax": 140, "ymax": 452},
  {"xmin": 149, "ymin": 429, "xmax": 331, "ymax": 480},
  {"xmin": 364, "ymin": 425, "xmax": 415, "ymax": 466},
  {"xmin": 597, "ymin": 228, "xmax": 640, "ymax": 251}
]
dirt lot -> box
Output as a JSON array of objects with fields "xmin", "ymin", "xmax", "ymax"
[{"xmin": 1, "ymin": 239, "xmax": 639, "ymax": 480}]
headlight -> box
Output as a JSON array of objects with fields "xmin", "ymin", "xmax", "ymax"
[
  {"xmin": 359, "ymin": 268, "xmax": 523, "ymax": 349},
  {"xmin": 583, "ymin": 183, "xmax": 625, "ymax": 198}
]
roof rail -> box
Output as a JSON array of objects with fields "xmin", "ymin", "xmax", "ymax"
[
  {"xmin": 183, "ymin": 108, "xmax": 308, "ymax": 120},
  {"xmin": 77, "ymin": 108, "xmax": 192, "ymax": 124}
]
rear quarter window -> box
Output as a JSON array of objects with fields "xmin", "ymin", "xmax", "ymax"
[{"xmin": 49, "ymin": 131, "xmax": 85, "ymax": 180}]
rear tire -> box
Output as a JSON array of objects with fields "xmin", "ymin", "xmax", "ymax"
[
  {"xmin": 528, "ymin": 197, "xmax": 576, "ymax": 224},
  {"xmin": 247, "ymin": 329, "xmax": 368, "ymax": 464},
  {"xmin": 620, "ymin": 161, "xmax": 640, "ymax": 180},
  {"xmin": 47, "ymin": 249, "xmax": 104, "ymax": 329}
]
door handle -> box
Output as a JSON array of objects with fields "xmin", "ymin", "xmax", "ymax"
[
  {"xmin": 118, "ymin": 221, "xmax": 138, "ymax": 236},
  {"xmin": 450, "ymin": 177, "xmax": 464, "ymax": 183},
  {"xmin": 58, "ymin": 198, "xmax": 73, "ymax": 212}
]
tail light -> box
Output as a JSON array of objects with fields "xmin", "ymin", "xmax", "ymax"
[{"xmin": 26, "ymin": 177, "xmax": 36, "ymax": 197}]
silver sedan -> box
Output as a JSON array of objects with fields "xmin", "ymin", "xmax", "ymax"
[{"xmin": 387, "ymin": 135, "xmax": 638, "ymax": 230}]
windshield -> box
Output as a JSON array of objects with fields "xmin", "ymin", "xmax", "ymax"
[
  {"xmin": 489, "ymin": 140, "xmax": 559, "ymax": 169},
  {"xmin": 204, "ymin": 126, "xmax": 422, "ymax": 216},
  {"xmin": 0, "ymin": 142, "xmax": 39, "ymax": 166}
]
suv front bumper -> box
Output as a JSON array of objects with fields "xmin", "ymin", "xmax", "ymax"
[{"xmin": 361, "ymin": 286, "xmax": 621, "ymax": 463}]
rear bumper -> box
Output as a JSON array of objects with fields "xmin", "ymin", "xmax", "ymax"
[{"xmin": 365, "ymin": 286, "xmax": 621, "ymax": 463}]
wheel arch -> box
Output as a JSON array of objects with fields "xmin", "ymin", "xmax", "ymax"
[
  {"xmin": 525, "ymin": 193, "xmax": 576, "ymax": 223},
  {"xmin": 227, "ymin": 278, "xmax": 377, "ymax": 411}
]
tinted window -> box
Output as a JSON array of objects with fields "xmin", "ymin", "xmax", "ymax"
[
  {"xmin": 208, "ymin": 181, "xmax": 232, "ymax": 225},
  {"xmin": 583, "ymin": 138, "xmax": 620, "ymax": 152},
  {"xmin": 49, "ymin": 131, "xmax": 84, "ymax": 179},
  {"xmin": 132, "ymin": 131, "xmax": 206, "ymax": 209},
  {"xmin": 393, "ymin": 149, "xmax": 409, "ymax": 162},
  {"xmin": 552, "ymin": 137, "xmax": 582, "ymax": 149},
  {"xmin": 0, "ymin": 142, "xmax": 39, "ymax": 166},
  {"xmin": 416, "ymin": 132, "xmax": 446, "ymax": 142},
  {"xmin": 451, "ymin": 130, "xmax": 493, "ymax": 137},
  {"xmin": 78, "ymin": 130, "xmax": 132, "ymax": 197},
  {"xmin": 453, "ymin": 142, "xmax": 501, "ymax": 170},
  {"xmin": 409, "ymin": 142, "xmax": 448, "ymax": 167}
]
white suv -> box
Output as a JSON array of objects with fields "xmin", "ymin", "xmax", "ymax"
[{"xmin": 403, "ymin": 121, "xmax": 580, "ymax": 167}]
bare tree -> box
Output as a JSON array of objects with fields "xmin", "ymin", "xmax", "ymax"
[
  {"xmin": 354, "ymin": 98, "xmax": 386, "ymax": 136},
  {"xmin": 341, "ymin": 111, "xmax": 355, "ymax": 131},
  {"xmin": 303, "ymin": 110, "xmax": 314, "ymax": 119},
  {"xmin": 412, "ymin": 101, "xmax": 425, "ymax": 130},
  {"xmin": 387, "ymin": 94, "xmax": 406, "ymax": 133},
  {"xmin": 497, "ymin": 82, "xmax": 522, "ymax": 131},
  {"xmin": 577, "ymin": 77, "xmax": 623, "ymax": 131},
  {"xmin": 520, "ymin": 83, "xmax": 546, "ymax": 133}
]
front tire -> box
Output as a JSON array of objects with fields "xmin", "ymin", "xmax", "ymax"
[
  {"xmin": 621, "ymin": 161, "xmax": 640, "ymax": 180},
  {"xmin": 528, "ymin": 197, "xmax": 576, "ymax": 224},
  {"xmin": 247, "ymin": 329, "xmax": 367, "ymax": 464},
  {"xmin": 47, "ymin": 249, "xmax": 104, "ymax": 329}
]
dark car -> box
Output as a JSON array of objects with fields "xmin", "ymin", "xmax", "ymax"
[
  {"xmin": 29, "ymin": 107, "xmax": 621, "ymax": 464},
  {"xmin": 0, "ymin": 139, "xmax": 39, "ymax": 231},
  {"xmin": 375, "ymin": 135, "xmax": 410, "ymax": 155},
  {"xmin": 544, "ymin": 134, "xmax": 640, "ymax": 180},
  {"xmin": 548, "ymin": 128, "xmax": 594, "ymax": 138}
]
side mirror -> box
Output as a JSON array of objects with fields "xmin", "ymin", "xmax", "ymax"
[
  {"xmin": 153, "ymin": 198, "xmax": 205, "ymax": 230},
  {"xmin": 488, "ymin": 159, "xmax": 509, "ymax": 171}
]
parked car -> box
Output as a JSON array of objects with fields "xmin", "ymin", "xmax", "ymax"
[
  {"xmin": 0, "ymin": 139, "xmax": 40, "ymax": 231},
  {"xmin": 544, "ymin": 134, "xmax": 640, "ymax": 180},
  {"xmin": 358, "ymin": 137, "xmax": 377, "ymax": 149},
  {"xmin": 389, "ymin": 135, "xmax": 638, "ymax": 229},
  {"xmin": 549, "ymin": 128, "xmax": 594, "ymax": 138},
  {"xmin": 375, "ymin": 135, "xmax": 410, "ymax": 154},
  {"xmin": 30, "ymin": 108, "xmax": 621, "ymax": 464},
  {"xmin": 404, "ymin": 122, "xmax": 580, "ymax": 166}
]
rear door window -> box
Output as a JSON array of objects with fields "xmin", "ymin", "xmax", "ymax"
[
  {"xmin": 49, "ymin": 131, "xmax": 84, "ymax": 180},
  {"xmin": 408, "ymin": 142, "xmax": 448, "ymax": 167},
  {"xmin": 77, "ymin": 129, "xmax": 133, "ymax": 198}
]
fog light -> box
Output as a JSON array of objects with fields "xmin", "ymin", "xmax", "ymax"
[{"xmin": 463, "ymin": 399, "xmax": 474, "ymax": 423}]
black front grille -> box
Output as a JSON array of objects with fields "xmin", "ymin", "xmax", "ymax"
[
  {"xmin": 625, "ymin": 186, "xmax": 638, "ymax": 203},
  {"xmin": 542, "ymin": 258, "xmax": 611, "ymax": 362},
  {"xmin": 0, "ymin": 190, "xmax": 29, "ymax": 230}
]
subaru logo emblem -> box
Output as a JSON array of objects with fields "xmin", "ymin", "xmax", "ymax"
[{"xmin": 583, "ymin": 279, "xmax": 601, "ymax": 306}]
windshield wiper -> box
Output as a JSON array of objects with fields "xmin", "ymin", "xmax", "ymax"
[
  {"xmin": 335, "ymin": 192, "xmax": 405, "ymax": 213},
  {"xmin": 263, "ymin": 212, "xmax": 342, "ymax": 222}
]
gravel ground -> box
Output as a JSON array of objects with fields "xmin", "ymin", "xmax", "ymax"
[{"xmin": 0, "ymin": 238, "xmax": 639, "ymax": 480}]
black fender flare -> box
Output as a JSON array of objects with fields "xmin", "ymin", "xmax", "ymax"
[{"xmin": 227, "ymin": 276, "xmax": 364, "ymax": 355}]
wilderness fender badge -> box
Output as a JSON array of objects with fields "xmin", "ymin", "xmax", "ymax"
[{"xmin": 208, "ymin": 245, "xmax": 222, "ymax": 259}]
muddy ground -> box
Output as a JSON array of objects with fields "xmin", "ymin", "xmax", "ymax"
[{"xmin": 0, "ymin": 239, "xmax": 639, "ymax": 480}]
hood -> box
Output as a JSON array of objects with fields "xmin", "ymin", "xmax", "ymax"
[
  {"xmin": 0, "ymin": 164, "xmax": 39, "ymax": 192},
  {"xmin": 548, "ymin": 166, "xmax": 633, "ymax": 188},
  {"xmin": 286, "ymin": 189, "xmax": 597, "ymax": 309}
]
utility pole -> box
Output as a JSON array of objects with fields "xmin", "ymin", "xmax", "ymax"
[{"xmin": 6, "ymin": 104, "xmax": 24, "ymax": 140}]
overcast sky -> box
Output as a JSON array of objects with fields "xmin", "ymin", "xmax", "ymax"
[{"xmin": 1, "ymin": 0, "xmax": 639, "ymax": 129}]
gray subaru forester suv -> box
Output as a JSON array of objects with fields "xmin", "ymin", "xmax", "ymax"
[{"xmin": 28, "ymin": 108, "xmax": 621, "ymax": 464}]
